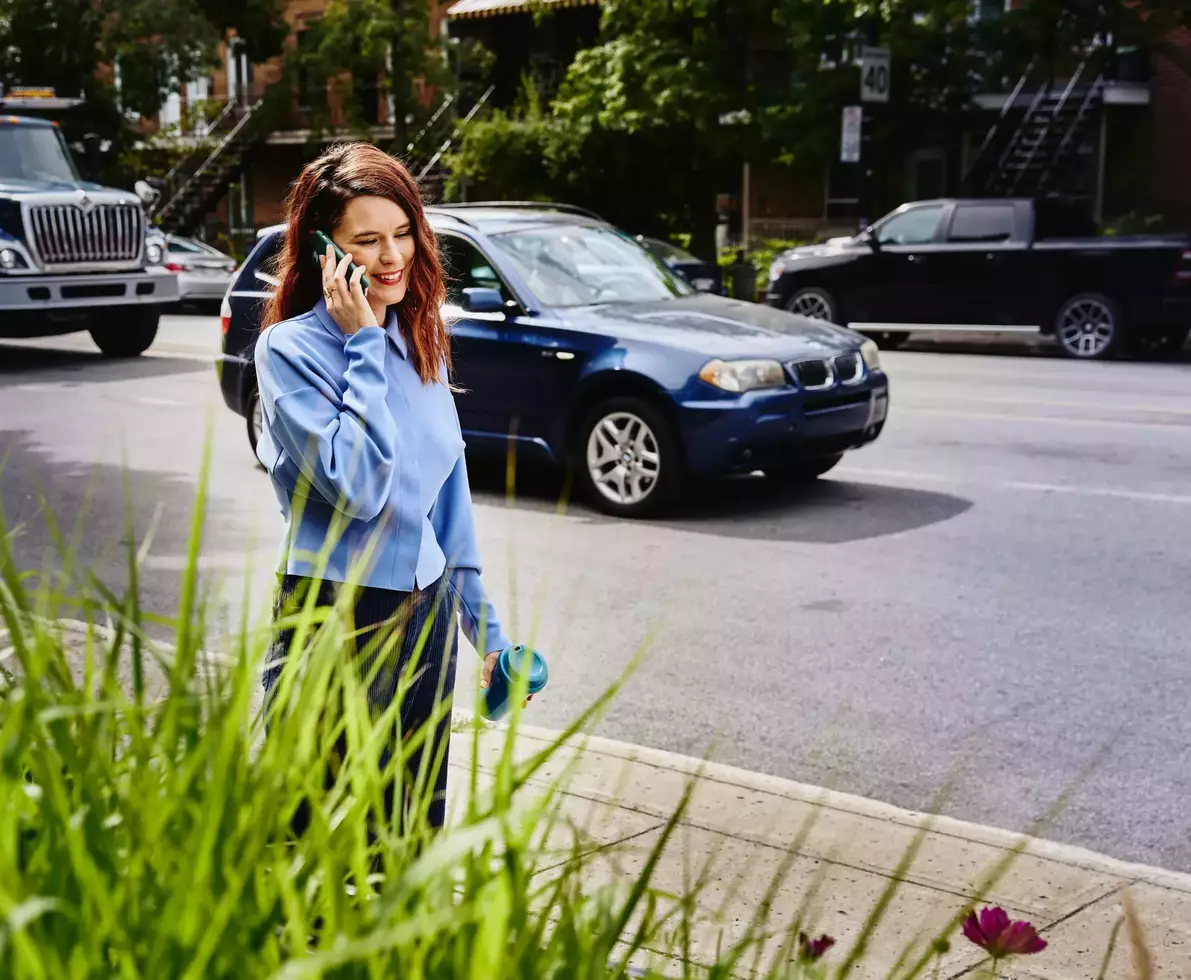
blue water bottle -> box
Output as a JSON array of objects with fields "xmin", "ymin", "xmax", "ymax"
[{"xmin": 482, "ymin": 645, "xmax": 549, "ymax": 721}]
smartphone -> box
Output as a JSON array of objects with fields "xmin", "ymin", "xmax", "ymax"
[{"xmin": 312, "ymin": 229, "xmax": 370, "ymax": 294}]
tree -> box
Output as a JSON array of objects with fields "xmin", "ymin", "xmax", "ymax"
[
  {"xmin": 0, "ymin": 0, "xmax": 287, "ymax": 114},
  {"xmin": 294, "ymin": 0, "xmax": 488, "ymax": 160},
  {"xmin": 0, "ymin": 0, "xmax": 287, "ymax": 179},
  {"xmin": 446, "ymin": 0, "xmax": 1191, "ymax": 245}
]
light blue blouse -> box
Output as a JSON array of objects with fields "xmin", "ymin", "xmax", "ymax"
[{"xmin": 253, "ymin": 299, "xmax": 509, "ymax": 654}]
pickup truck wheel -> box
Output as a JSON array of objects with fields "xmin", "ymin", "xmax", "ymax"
[
  {"xmin": 785, "ymin": 288, "xmax": 839, "ymax": 323},
  {"xmin": 765, "ymin": 454, "xmax": 844, "ymax": 483},
  {"xmin": 574, "ymin": 396, "xmax": 683, "ymax": 518},
  {"xmin": 1054, "ymin": 294, "xmax": 1121, "ymax": 360},
  {"xmin": 89, "ymin": 308, "xmax": 160, "ymax": 358}
]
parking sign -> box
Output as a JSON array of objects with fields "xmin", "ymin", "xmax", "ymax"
[
  {"xmin": 860, "ymin": 47, "xmax": 891, "ymax": 103},
  {"xmin": 840, "ymin": 106, "xmax": 862, "ymax": 163}
]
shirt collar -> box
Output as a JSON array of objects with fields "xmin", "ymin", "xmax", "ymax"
[
  {"xmin": 383, "ymin": 306, "xmax": 407, "ymax": 359},
  {"xmin": 312, "ymin": 298, "xmax": 406, "ymax": 359}
]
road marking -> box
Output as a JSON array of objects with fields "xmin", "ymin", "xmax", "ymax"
[
  {"xmin": 1004, "ymin": 481, "xmax": 1191, "ymax": 506},
  {"xmin": 900, "ymin": 406, "xmax": 1191, "ymax": 431},
  {"xmin": 901, "ymin": 392, "xmax": 1191, "ymax": 416},
  {"xmin": 846, "ymin": 467, "xmax": 1191, "ymax": 506}
]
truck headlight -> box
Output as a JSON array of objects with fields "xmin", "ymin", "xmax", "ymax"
[
  {"xmin": 0, "ymin": 247, "xmax": 27, "ymax": 271},
  {"xmin": 145, "ymin": 241, "xmax": 164, "ymax": 265},
  {"xmin": 860, "ymin": 339, "xmax": 881, "ymax": 370},
  {"xmin": 699, "ymin": 358, "xmax": 788, "ymax": 393}
]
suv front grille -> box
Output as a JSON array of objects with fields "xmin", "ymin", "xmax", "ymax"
[
  {"xmin": 834, "ymin": 350, "xmax": 864, "ymax": 384},
  {"xmin": 29, "ymin": 203, "xmax": 142, "ymax": 264},
  {"xmin": 791, "ymin": 358, "xmax": 835, "ymax": 390}
]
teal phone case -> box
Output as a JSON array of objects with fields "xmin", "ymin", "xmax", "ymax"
[{"xmin": 312, "ymin": 229, "xmax": 370, "ymax": 293}]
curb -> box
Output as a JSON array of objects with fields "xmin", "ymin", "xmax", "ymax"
[
  {"xmin": 458, "ymin": 713, "xmax": 1191, "ymax": 896},
  {"xmin": 48, "ymin": 619, "xmax": 1191, "ymax": 895}
]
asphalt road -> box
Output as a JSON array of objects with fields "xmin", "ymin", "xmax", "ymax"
[{"xmin": 3, "ymin": 316, "xmax": 1191, "ymax": 870}]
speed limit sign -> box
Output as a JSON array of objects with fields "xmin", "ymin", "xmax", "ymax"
[{"xmin": 860, "ymin": 47, "xmax": 891, "ymax": 103}]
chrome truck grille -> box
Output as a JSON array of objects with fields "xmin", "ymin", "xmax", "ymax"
[{"xmin": 29, "ymin": 203, "xmax": 143, "ymax": 265}]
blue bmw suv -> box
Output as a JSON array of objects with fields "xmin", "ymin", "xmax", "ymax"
[{"xmin": 217, "ymin": 203, "xmax": 889, "ymax": 518}]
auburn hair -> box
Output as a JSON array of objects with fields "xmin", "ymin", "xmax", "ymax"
[{"xmin": 262, "ymin": 141, "xmax": 450, "ymax": 385}]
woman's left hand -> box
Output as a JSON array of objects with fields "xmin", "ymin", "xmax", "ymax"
[{"xmin": 481, "ymin": 651, "xmax": 534, "ymax": 704}]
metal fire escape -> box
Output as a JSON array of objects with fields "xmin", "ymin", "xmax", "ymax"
[{"xmin": 966, "ymin": 60, "xmax": 1106, "ymax": 205}]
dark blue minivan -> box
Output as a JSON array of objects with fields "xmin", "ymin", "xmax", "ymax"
[{"xmin": 217, "ymin": 203, "xmax": 889, "ymax": 518}]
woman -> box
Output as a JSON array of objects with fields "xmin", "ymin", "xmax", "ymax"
[{"xmin": 253, "ymin": 141, "xmax": 513, "ymax": 832}]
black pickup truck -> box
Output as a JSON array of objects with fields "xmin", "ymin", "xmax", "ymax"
[{"xmin": 764, "ymin": 198, "xmax": 1191, "ymax": 359}]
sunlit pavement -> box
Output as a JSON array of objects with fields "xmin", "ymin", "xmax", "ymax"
[{"xmin": 3, "ymin": 316, "xmax": 1190, "ymax": 869}]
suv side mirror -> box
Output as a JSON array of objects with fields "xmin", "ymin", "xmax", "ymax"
[
  {"xmin": 461, "ymin": 287, "xmax": 505, "ymax": 315},
  {"xmin": 863, "ymin": 228, "xmax": 881, "ymax": 251}
]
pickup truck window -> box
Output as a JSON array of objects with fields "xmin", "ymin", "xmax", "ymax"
[
  {"xmin": 0, "ymin": 125, "xmax": 79, "ymax": 183},
  {"xmin": 948, "ymin": 204, "xmax": 1016, "ymax": 243},
  {"xmin": 876, "ymin": 205, "xmax": 945, "ymax": 246}
]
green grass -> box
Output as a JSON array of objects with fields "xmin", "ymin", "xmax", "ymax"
[{"xmin": 0, "ymin": 464, "xmax": 1146, "ymax": 979}]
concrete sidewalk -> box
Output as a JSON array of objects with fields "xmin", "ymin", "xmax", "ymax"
[{"xmin": 453, "ymin": 720, "xmax": 1191, "ymax": 979}]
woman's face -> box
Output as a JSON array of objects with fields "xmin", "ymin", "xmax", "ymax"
[{"xmin": 331, "ymin": 195, "xmax": 418, "ymax": 307}]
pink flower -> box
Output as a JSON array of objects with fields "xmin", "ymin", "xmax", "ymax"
[
  {"xmin": 962, "ymin": 907, "xmax": 1048, "ymax": 958},
  {"xmin": 797, "ymin": 932, "xmax": 836, "ymax": 962}
]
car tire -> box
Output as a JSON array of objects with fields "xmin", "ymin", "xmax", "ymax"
[
  {"xmin": 784, "ymin": 287, "xmax": 839, "ymax": 324},
  {"xmin": 89, "ymin": 308, "xmax": 160, "ymax": 358},
  {"xmin": 1053, "ymin": 293, "xmax": 1122, "ymax": 360},
  {"xmin": 246, "ymin": 383, "xmax": 263, "ymax": 460},
  {"xmin": 764, "ymin": 454, "xmax": 844, "ymax": 483},
  {"xmin": 573, "ymin": 395, "xmax": 683, "ymax": 518}
]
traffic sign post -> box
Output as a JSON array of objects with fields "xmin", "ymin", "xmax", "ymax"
[
  {"xmin": 855, "ymin": 46, "xmax": 889, "ymax": 230},
  {"xmin": 860, "ymin": 47, "xmax": 890, "ymax": 104}
]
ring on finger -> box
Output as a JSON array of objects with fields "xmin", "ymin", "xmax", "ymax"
[{"xmin": 323, "ymin": 285, "xmax": 334, "ymax": 300}]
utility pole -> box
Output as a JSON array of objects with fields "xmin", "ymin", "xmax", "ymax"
[{"xmin": 857, "ymin": 16, "xmax": 889, "ymax": 230}]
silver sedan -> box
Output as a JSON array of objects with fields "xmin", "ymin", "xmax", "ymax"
[{"xmin": 165, "ymin": 236, "xmax": 237, "ymax": 307}]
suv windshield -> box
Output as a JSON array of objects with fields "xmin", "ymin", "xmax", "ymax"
[
  {"xmin": 0, "ymin": 126, "xmax": 80, "ymax": 183},
  {"xmin": 488, "ymin": 223, "xmax": 693, "ymax": 307}
]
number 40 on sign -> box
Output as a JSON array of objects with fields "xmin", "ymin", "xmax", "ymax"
[{"xmin": 860, "ymin": 47, "xmax": 890, "ymax": 103}]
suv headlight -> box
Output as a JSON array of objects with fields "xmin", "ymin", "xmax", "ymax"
[
  {"xmin": 699, "ymin": 358, "xmax": 788, "ymax": 393},
  {"xmin": 0, "ymin": 246, "xmax": 28, "ymax": 271},
  {"xmin": 768, "ymin": 257, "xmax": 788, "ymax": 283},
  {"xmin": 860, "ymin": 339, "xmax": 881, "ymax": 370}
]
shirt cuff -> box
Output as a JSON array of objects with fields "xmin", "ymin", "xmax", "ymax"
[{"xmin": 452, "ymin": 567, "xmax": 511, "ymax": 654}]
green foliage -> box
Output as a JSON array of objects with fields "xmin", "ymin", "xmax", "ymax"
[
  {"xmin": 720, "ymin": 238, "xmax": 810, "ymax": 285},
  {"xmin": 293, "ymin": 0, "xmax": 457, "ymax": 151},
  {"xmin": 0, "ymin": 0, "xmax": 286, "ymax": 118},
  {"xmin": 443, "ymin": 81, "xmax": 557, "ymax": 202},
  {"xmin": 444, "ymin": 0, "xmax": 1191, "ymax": 245},
  {"xmin": 1101, "ymin": 212, "xmax": 1166, "ymax": 236}
]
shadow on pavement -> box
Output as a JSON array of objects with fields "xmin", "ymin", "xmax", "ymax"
[
  {"xmin": 0, "ymin": 343, "xmax": 209, "ymax": 384},
  {"xmin": 0, "ymin": 430, "xmax": 262, "ymax": 635},
  {"xmin": 466, "ymin": 453, "xmax": 972, "ymax": 544}
]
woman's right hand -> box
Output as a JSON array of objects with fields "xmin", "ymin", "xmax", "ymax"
[{"xmin": 320, "ymin": 244, "xmax": 378, "ymax": 336}]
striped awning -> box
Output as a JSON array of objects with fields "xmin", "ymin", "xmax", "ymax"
[{"xmin": 446, "ymin": 0, "xmax": 599, "ymax": 19}]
